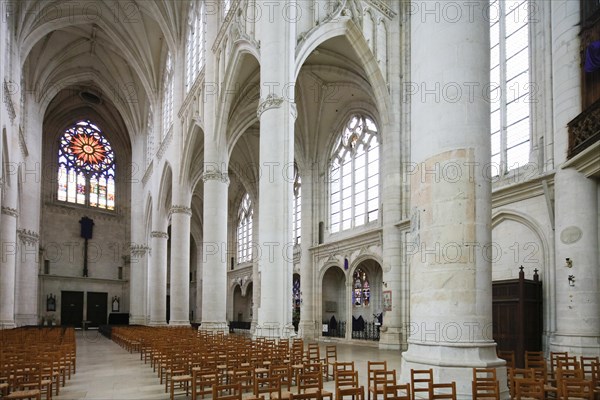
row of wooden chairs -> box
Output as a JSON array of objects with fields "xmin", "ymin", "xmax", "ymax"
[{"xmin": 0, "ymin": 327, "xmax": 76, "ymax": 400}]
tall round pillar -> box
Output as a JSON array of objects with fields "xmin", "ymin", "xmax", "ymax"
[
  {"xmin": 169, "ymin": 206, "xmax": 192, "ymax": 325},
  {"xmin": 399, "ymin": 1, "xmax": 506, "ymax": 398},
  {"xmin": 149, "ymin": 230, "xmax": 168, "ymax": 325},
  {"xmin": 0, "ymin": 205, "xmax": 18, "ymax": 328}
]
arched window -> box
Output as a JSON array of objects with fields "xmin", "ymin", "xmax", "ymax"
[
  {"xmin": 237, "ymin": 193, "xmax": 253, "ymax": 263},
  {"xmin": 490, "ymin": 0, "xmax": 531, "ymax": 174},
  {"xmin": 162, "ymin": 51, "xmax": 174, "ymax": 139},
  {"xmin": 223, "ymin": 0, "xmax": 231, "ymax": 17},
  {"xmin": 186, "ymin": 1, "xmax": 205, "ymax": 91},
  {"xmin": 57, "ymin": 120, "xmax": 115, "ymax": 210},
  {"xmin": 329, "ymin": 115, "xmax": 379, "ymax": 233},
  {"xmin": 293, "ymin": 166, "xmax": 301, "ymax": 245},
  {"xmin": 145, "ymin": 109, "xmax": 154, "ymax": 168},
  {"xmin": 352, "ymin": 268, "xmax": 370, "ymax": 307}
]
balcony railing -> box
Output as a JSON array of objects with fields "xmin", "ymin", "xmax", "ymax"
[{"xmin": 568, "ymin": 98, "xmax": 600, "ymax": 158}]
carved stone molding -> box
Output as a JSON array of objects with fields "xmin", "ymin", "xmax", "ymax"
[
  {"xmin": 157, "ymin": 129, "xmax": 173, "ymax": 160},
  {"xmin": 1, "ymin": 206, "xmax": 18, "ymax": 218},
  {"xmin": 169, "ymin": 205, "xmax": 192, "ymax": 217},
  {"xmin": 18, "ymin": 127, "xmax": 28, "ymax": 158},
  {"xmin": 142, "ymin": 161, "xmax": 154, "ymax": 186},
  {"xmin": 150, "ymin": 231, "xmax": 168, "ymax": 239},
  {"xmin": 17, "ymin": 229, "xmax": 39, "ymax": 245},
  {"xmin": 201, "ymin": 170, "xmax": 230, "ymax": 185},
  {"xmin": 3, "ymin": 80, "xmax": 16, "ymax": 123},
  {"xmin": 130, "ymin": 244, "xmax": 150, "ymax": 256},
  {"xmin": 366, "ymin": 0, "xmax": 397, "ymax": 19},
  {"xmin": 257, "ymin": 93, "xmax": 284, "ymax": 118}
]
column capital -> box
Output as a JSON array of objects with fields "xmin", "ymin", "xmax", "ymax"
[
  {"xmin": 150, "ymin": 231, "xmax": 169, "ymax": 239},
  {"xmin": 169, "ymin": 205, "xmax": 192, "ymax": 217},
  {"xmin": 1, "ymin": 206, "xmax": 18, "ymax": 218},
  {"xmin": 257, "ymin": 93, "xmax": 283, "ymax": 118},
  {"xmin": 17, "ymin": 229, "xmax": 39, "ymax": 245},
  {"xmin": 202, "ymin": 170, "xmax": 230, "ymax": 185}
]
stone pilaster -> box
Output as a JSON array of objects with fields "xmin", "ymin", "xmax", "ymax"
[
  {"xmin": 0, "ymin": 206, "xmax": 18, "ymax": 328},
  {"xmin": 129, "ymin": 244, "xmax": 149, "ymax": 324},
  {"xmin": 399, "ymin": 2, "xmax": 507, "ymax": 398},
  {"xmin": 298, "ymin": 168, "xmax": 316, "ymax": 339}
]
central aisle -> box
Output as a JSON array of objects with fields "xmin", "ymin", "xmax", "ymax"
[{"xmin": 56, "ymin": 330, "xmax": 402, "ymax": 400}]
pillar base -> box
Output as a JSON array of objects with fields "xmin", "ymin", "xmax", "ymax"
[
  {"xmin": 253, "ymin": 322, "xmax": 296, "ymax": 339},
  {"xmin": 400, "ymin": 341, "xmax": 508, "ymax": 399},
  {"xmin": 129, "ymin": 316, "xmax": 146, "ymax": 325},
  {"xmin": 15, "ymin": 314, "xmax": 37, "ymax": 327},
  {"xmin": 379, "ymin": 326, "xmax": 405, "ymax": 350},
  {"xmin": 549, "ymin": 333, "xmax": 600, "ymax": 356},
  {"xmin": 148, "ymin": 320, "xmax": 168, "ymax": 327},
  {"xmin": 0, "ymin": 321, "xmax": 16, "ymax": 329},
  {"xmin": 168, "ymin": 320, "xmax": 191, "ymax": 327},
  {"xmin": 199, "ymin": 321, "xmax": 229, "ymax": 334},
  {"xmin": 298, "ymin": 321, "xmax": 318, "ymax": 340}
]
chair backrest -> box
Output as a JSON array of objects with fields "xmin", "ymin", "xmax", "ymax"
[
  {"xmin": 580, "ymin": 356, "xmax": 599, "ymax": 379},
  {"xmin": 383, "ymin": 383, "xmax": 411, "ymax": 400},
  {"xmin": 336, "ymin": 370, "xmax": 359, "ymax": 389},
  {"xmin": 561, "ymin": 379, "xmax": 593, "ymax": 400},
  {"xmin": 270, "ymin": 364, "xmax": 292, "ymax": 391},
  {"xmin": 231, "ymin": 366, "xmax": 254, "ymax": 393},
  {"xmin": 472, "ymin": 380, "xmax": 500, "ymax": 400},
  {"xmin": 515, "ymin": 379, "xmax": 544, "ymax": 400},
  {"xmin": 254, "ymin": 375, "xmax": 282, "ymax": 399},
  {"xmin": 497, "ymin": 351, "xmax": 515, "ymax": 369},
  {"xmin": 298, "ymin": 371, "xmax": 322, "ymax": 394},
  {"xmin": 338, "ymin": 385, "xmax": 365, "ymax": 400},
  {"xmin": 508, "ymin": 368, "xmax": 535, "ymax": 397},
  {"xmin": 410, "ymin": 369, "xmax": 433, "ymax": 400},
  {"xmin": 324, "ymin": 346, "xmax": 337, "ymax": 363},
  {"xmin": 550, "ymin": 352, "xmax": 569, "ymax": 377},
  {"xmin": 213, "ymin": 382, "xmax": 243, "ymax": 400},
  {"xmin": 430, "ymin": 382, "xmax": 456, "ymax": 400},
  {"xmin": 367, "ymin": 361, "xmax": 387, "ymax": 388},
  {"xmin": 290, "ymin": 390, "xmax": 323, "ymax": 400},
  {"xmin": 473, "ymin": 368, "xmax": 497, "ymax": 382},
  {"xmin": 334, "ymin": 361, "xmax": 355, "ymax": 376}
]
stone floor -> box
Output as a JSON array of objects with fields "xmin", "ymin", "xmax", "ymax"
[{"xmin": 55, "ymin": 330, "xmax": 404, "ymax": 400}]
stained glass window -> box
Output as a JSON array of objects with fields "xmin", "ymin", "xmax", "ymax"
[
  {"xmin": 293, "ymin": 275, "xmax": 301, "ymax": 309},
  {"xmin": 330, "ymin": 115, "xmax": 379, "ymax": 233},
  {"xmin": 490, "ymin": 0, "xmax": 531, "ymax": 174},
  {"xmin": 57, "ymin": 120, "xmax": 116, "ymax": 210},
  {"xmin": 352, "ymin": 268, "xmax": 370, "ymax": 307},
  {"xmin": 237, "ymin": 193, "xmax": 253, "ymax": 263}
]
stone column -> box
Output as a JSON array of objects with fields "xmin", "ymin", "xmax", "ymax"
[
  {"xmin": 169, "ymin": 205, "xmax": 192, "ymax": 325},
  {"xmin": 550, "ymin": 0, "xmax": 600, "ymax": 356},
  {"xmin": 298, "ymin": 169, "xmax": 316, "ymax": 339},
  {"xmin": 255, "ymin": 0, "xmax": 296, "ymax": 338},
  {"xmin": 200, "ymin": 169, "xmax": 229, "ymax": 331},
  {"xmin": 399, "ymin": 2, "xmax": 506, "ymax": 398},
  {"xmin": 149, "ymin": 230, "xmax": 168, "ymax": 325},
  {"xmin": 16, "ymin": 228, "xmax": 39, "ymax": 325},
  {"xmin": 200, "ymin": 1, "xmax": 229, "ymax": 333},
  {"xmin": 0, "ymin": 205, "xmax": 18, "ymax": 329}
]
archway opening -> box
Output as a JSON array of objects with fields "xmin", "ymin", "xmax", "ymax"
[
  {"xmin": 321, "ymin": 266, "xmax": 346, "ymax": 338},
  {"xmin": 351, "ymin": 259, "xmax": 383, "ymax": 341}
]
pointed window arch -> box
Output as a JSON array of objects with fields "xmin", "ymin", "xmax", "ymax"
[
  {"xmin": 329, "ymin": 114, "xmax": 380, "ymax": 233},
  {"xmin": 57, "ymin": 120, "xmax": 116, "ymax": 210},
  {"xmin": 237, "ymin": 193, "xmax": 253, "ymax": 263}
]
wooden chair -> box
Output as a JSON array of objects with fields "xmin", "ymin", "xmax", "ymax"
[
  {"xmin": 192, "ymin": 367, "xmax": 218, "ymax": 400},
  {"xmin": 591, "ymin": 362, "xmax": 600, "ymax": 398},
  {"xmin": 429, "ymin": 382, "xmax": 456, "ymax": 400},
  {"xmin": 369, "ymin": 369, "xmax": 396, "ymax": 400},
  {"xmin": 270, "ymin": 364, "xmax": 292, "ymax": 392},
  {"xmin": 231, "ymin": 365, "xmax": 254, "ymax": 393},
  {"xmin": 497, "ymin": 350, "xmax": 515, "ymax": 370},
  {"xmin": 561, "ymin": 380, "xmax": 594, "ymax": 400},
  {"xmin": 580, "ymin": 357, "xmax": 599, "ymax": 380},
  {"xmin": 472, "ymin": 368, "xmax": 499, "ymax": 400},
  {"xmin": 335, "ymin": 371, "xmax": 360, "ymax": 400},
  {"xmin": 290, "ymin": 391, "xmax": 323, "ymax": 400},
  {"xmin": 5, "ymin": 363, "xmax": 42, "ymax": 400},
  {"xmin": 213, "ymin": 382, "xmax": 243, "ymax": 400},
  {"xmin": 253, "ymin": 375, "xmax": 284, "ymax": 400},
  {"xmin": 337, "ymin": 385, "xmax": 365, "ymax": 400},
  {"xmin": 382, "ymin": 383, "xmax": 411, "ymax": 400},
  {"xmin": 366, "ymin": 361, "xmax": 387, "ymax": 400},
  {"xmin": 515, "ymin": 379, "xmax": 544, "ymax": 400},
  {"xmin": 410, "ymin": 369, "xmax": 432, "ymax": 400},
  {"xmin": 297, "ymin": 368, "xmax": 333, "ymax": 400},
  {"xmin": 322, "ymin": 346, "xmax": 337, "ymax": 382}
]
